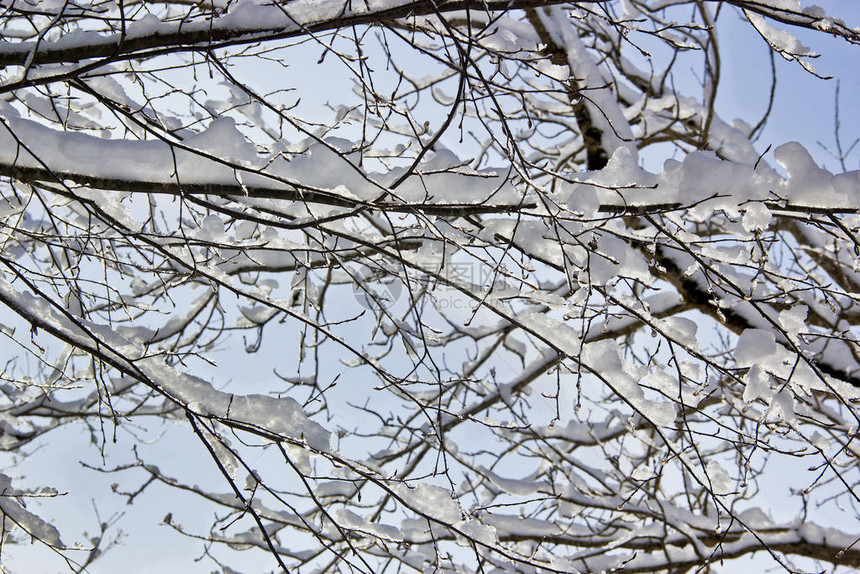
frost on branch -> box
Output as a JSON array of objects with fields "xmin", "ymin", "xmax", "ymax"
[{"xmin": 0, "ymin": 0, "xmax": 859, "ymax": 573}]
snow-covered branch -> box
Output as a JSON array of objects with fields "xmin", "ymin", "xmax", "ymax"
[{"xmin": 1, "ymin": 1, "xmax": 859, "ymax": 572}]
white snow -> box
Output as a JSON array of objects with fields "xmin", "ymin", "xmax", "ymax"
[
  {"xmin": 734, "ymin": 329, "xmax": 778, "ymax": 368},
  {"xmin": 0, "ymin": 473, "xmax": 64, "ymax": 547},
  {"xmin": 705, "ymin": 460, "xmax": 733, "ymax": 495},
  {"xmin": 392, "ymin": 482, "xmax": 460, "ymax": 524},
  {"xmin": 742, "ymin": 202, "xmax": 773, "ymax": 232},
  {"xmin": 582, "ymin": 340, "xmax": 677, "ymax": 427}
]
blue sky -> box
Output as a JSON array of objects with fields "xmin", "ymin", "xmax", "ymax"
[{"xmin": 716, "ymin": 0, "xmax": 859, "ymax": 171}]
